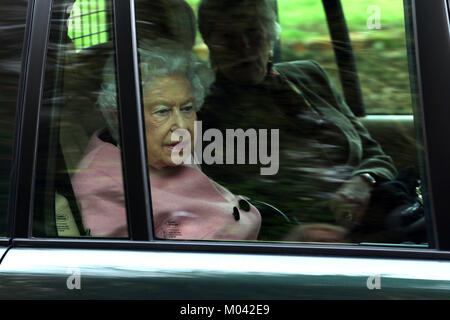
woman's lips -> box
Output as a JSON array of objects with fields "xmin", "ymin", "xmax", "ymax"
[{"xmin": 166, "ymin": 141, "xmax": 188, "ymax": 151}]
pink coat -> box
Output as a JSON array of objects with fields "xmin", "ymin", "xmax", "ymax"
[{"xmin": 71, "ymin": 130, "xmax": 261, "ymax": 239}]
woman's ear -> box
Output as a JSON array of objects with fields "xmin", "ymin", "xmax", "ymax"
[{"xmin": 112, "ymin": 110, "xmax": 118, "ymax": 120}]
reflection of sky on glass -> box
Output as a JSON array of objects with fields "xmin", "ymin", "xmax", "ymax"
[{"xmin": 2, "ymin": 248, "xmax": 450, "ymax": 283}]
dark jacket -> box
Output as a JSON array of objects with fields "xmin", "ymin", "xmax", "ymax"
[
  {"xmin": 199, "ymin": 60, "xmax": 397, "ymax": 223},
  {"xmin": 275, "ymin": 60, "xmax": 396, "ymax": 181}
]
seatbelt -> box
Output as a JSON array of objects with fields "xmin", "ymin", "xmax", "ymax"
[
  {"xmin": 322, "ymin": 0, "xmax": 366, "ymax": 116},
  {"xmin": 55, "ymin": 139, "xmax": 89, "ymax": 236}
]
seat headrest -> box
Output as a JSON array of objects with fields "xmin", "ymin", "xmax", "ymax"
[{"xmin": 135, "ymin": 0, "xmax": 196, "ymax": 49}]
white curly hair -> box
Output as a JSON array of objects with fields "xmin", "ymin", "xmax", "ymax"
[{"xmin": 97, "ymin": 40, "xmax": 212, "ymax": 142}]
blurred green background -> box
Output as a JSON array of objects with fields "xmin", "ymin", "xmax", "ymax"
[{"xmin": 187, "ymin": 0, "xmax": 413, "ymax": 115}]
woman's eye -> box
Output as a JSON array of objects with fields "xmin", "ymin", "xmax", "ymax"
[
  {"xmin": 181, "ymin": 104, "xmax": 194, "ymax": 112},
  {"xmin": 153, "ymin": 106, "xmax": 170, "ymax": 116}
]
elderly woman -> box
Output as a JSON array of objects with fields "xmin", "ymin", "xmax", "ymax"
[
  {"xmin": 197, "ymin": 0, "xmax": 397, "ymax": 241},
  {"xmin": 71, "ymin": 42, "xmax": 261, "ymax": 239}
]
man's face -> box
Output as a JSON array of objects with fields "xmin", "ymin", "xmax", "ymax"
[{"xmin": 206, "ymin": 10, "xmax": 272, "ymax": 85}]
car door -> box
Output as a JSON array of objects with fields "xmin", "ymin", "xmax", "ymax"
[
  {"xmin": 0, "ymin": 0, "xmax": 29, "ymax": 263},
  {"xmin": 0, "ymin": 0, "xmax": 450, "ymax": 301}
]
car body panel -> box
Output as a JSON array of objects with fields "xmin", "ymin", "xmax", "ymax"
[{"xmin": 1, "ymin": 248, "xmax": 450, "ymax": 299}]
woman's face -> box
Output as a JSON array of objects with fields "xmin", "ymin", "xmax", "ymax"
[{"xmin": 143, "ymin": 74, "xmax": 196, "ymax": 170}]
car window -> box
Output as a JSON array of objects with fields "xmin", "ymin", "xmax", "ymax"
[
  {"xmin": 180, "ymin": 0, "xmax": 430, "ymax": 246},
  {"xmin": 32, "ymin": 0, "xmax": 200, "ymax": 239},
  {"xmin": 0, "ymin": 0, "xmax": 28, "ymax": 236},
  {"xmin": 32, "ymin": 0, "xmax": 129, "ymax": 238},
  {"xmin": 31, "ymin": 0, "xmax": 432, "ymax": 248}
]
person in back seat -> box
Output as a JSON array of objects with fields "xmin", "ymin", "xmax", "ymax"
[
  {"xmin": 197, "ymin": 0, "xmax": 397, "ymax": 242},
  {"xmin": 71, "ymin": 41, "xmax": 262, "ymax": 239}
]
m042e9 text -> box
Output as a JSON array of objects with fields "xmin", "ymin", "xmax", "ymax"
[{"xmin": 179, "ymin": 304, "xmax": 270, "ymax": 317}]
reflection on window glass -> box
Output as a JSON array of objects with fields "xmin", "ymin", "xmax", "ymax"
[
  {"xmin": 33, "ymin": 0, "xmax": 127, "ymax": 238},
  {"xmin": 341, "ymin": 0, "xmax": 412, "ymax": 115},
  {"xmin": 131, "ymin": 0, "xmax": 428, "ymax": 246},
  {"xmin": 135, "ymin": 0, "xmax": 262, "ymax": 241},
  {"xmin": 0, "ymin": 0, "xmax": 28, "ymax": 236},
  {"xmin": 34, "ymin": 0, "xmax": 430, "ymax": 247},
  {"xmin": 189, "ymin": 0, "xmax": 413, "ymax": 115},
  {"xmin": 193, "ymin": 0, "xmax": 429, "ymax": 246},
  {"xmin": 275, "ymin": 0, "xmax": 413, "ymax": 115}
]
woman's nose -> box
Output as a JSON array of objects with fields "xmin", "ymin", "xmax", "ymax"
[{"xmin": 171, "ymin": 109, "xmax": 188, "ymax": 129}]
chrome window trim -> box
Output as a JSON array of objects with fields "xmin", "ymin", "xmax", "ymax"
[
  {"xmin": 11, "ymin": 238, "xmax": 450, "ymax": 261},
  {"xmin": 0, "ymin": 239, "xmax": 11, "ymax": 244}
]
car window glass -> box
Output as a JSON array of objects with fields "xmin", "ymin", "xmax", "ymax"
[
  {"xmin": 188, "ymin": 0, "xmax": 412, "ymax": 116},
  {"xmin": 341, "ymin": 0, "xmax": 412, "ymax": 115},
  {"xmin": 32, "ymin": 0, "xmax": 129, "ymax": 238},
  {"xmin": 33, "ymin": 0, "xmax": 432, "ymax": 247},
  {"xmin": 0, "ymin": 1, "xmax": 28, "ymax": 236},
  {"xmin": 155, "ymin": 0, "xmax": 430, "ymax": 247}
]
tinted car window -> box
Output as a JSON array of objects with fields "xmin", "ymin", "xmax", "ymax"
[
  {"xmin": 0, "ymin": 0, "xmax": 28, "ymax": 236},
  {"xmin": 32, "ymin": 0, "xmax": 129, "ymax": 238},
  {"xmin": 188, "ymin": 0, "xmax": 430, "ymax": 246},
  {"xmin": 32, "ymin": 0, "xmax": 201, "ymax": 239},
  {"xmin": 32, "ymin": 0, "xmax": 432, "ymax": 247}
]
